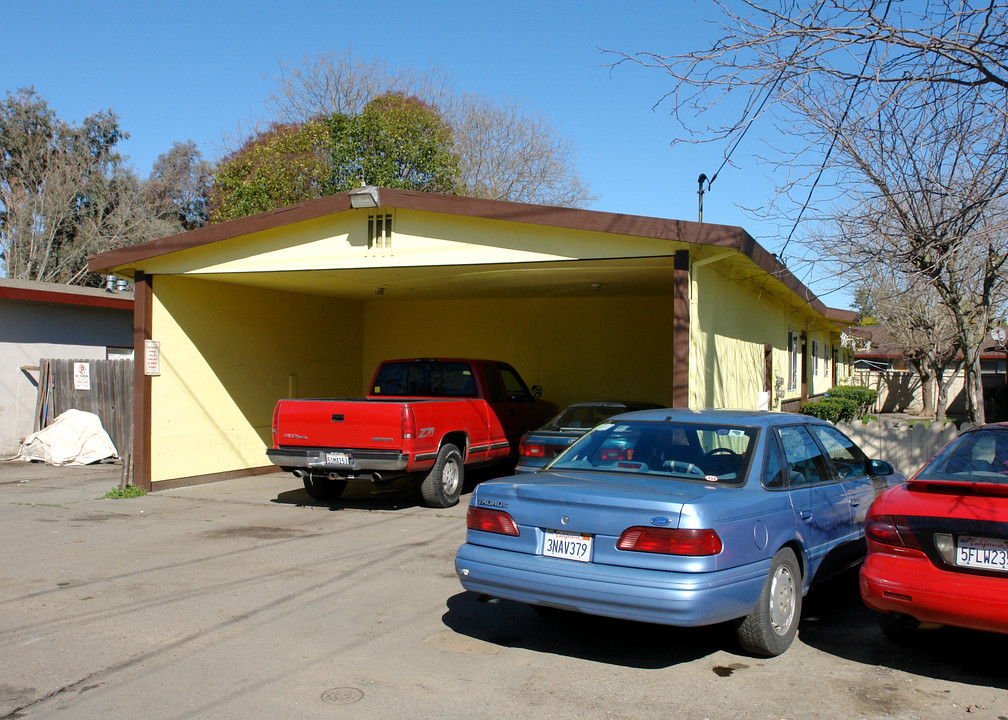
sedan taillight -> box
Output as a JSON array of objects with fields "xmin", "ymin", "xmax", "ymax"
[
  {"xmin": 466, "ymin": 506, "xmax": 520, "ymax": 536},
  {"xmin": 617, "ymin": 527, "xmax": 722, "ymax": 556},
  {"xmin": 520, "ymin": 442, "xmax": 546, "ymax": 458},
  {"xmin": 865, "ymin": 515, "xmax": 925, "ymax": 555}
]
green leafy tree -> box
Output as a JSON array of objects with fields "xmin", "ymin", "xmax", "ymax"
[
  {"xmin": 327, "ymin": 94, "xmax": 459, "ymax": 193},
  {"xmin": 210, "ymin": 93, "xmax": 460, "ymax": 223},
  {"xmin": 209, "ymin": 121, "xmax": 333, "ymax": 223}
]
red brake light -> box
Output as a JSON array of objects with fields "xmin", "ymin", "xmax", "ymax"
[
  {"xmin": 520, "ymin": 442, "xmax": 546, "ymax": 458},
  {"xmin": 617, "ymin": 527, "xmax": 722, "ymax": 556},
  {"xmin": 865, "ymin": 515, "xmax": 924, "ymax": 555},
  {"xmin": 466, "ymin": 506, "xmax": 520, "ymax": 536},
  {"xmin": 271, "ymin": 403, "xmax": 280, "ymax": 447},
  {"xmin": 401, "ymin": 406, "xmax": 416, "ymax": 440}
]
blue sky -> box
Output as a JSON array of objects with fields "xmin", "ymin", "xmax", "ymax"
[{"xmin": 3, "ymin": 0, "xmax": 853, "ymax": 309}]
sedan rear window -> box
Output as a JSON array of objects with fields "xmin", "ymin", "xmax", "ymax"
[
  {"xmin": 548, "ymin": 420, "xmax": 757, "ymax": 484},
  {"xmin": 917, "ymin": 428, "xmax": 1008, "ymax": 483},
  {"xmin": 549, "ymin": 404, "xmax": 633, "ymax": 430}
]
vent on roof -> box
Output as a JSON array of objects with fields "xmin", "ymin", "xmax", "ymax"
[{"xmin": 367, "ymin": 212, "xmax": 393, "ymax": 251}]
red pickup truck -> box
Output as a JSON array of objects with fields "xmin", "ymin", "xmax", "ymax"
[{"xmin": 267, "ymin": 359, "xmax": 556, "ymax": 507}]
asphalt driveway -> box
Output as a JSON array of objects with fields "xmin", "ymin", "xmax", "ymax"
[{"xmin": 1, "ymin": 460, "xmax": 1005, "ymax": 719}]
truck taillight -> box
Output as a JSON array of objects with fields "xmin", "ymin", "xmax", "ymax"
[
  {"xmin": 271, "ymin": 403, "xmax": 280, "ymax": 447},
  {"xmin": 401, "ymin": 406, "xmax": 416, "ymax": 440},
  {"xmin": 466, "ymin": 506, "xmax": 519, "ymax": 536},
  {"xmin": 617, "ymin": 527, "xmax": 722, "ymax": 556},
  {"xmin": 520, "ymin": 441, "xmax": 546, "ymax": 458}
]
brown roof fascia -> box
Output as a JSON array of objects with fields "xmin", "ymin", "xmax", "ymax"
[
  {"xmin": 87, "ymin": 187, "xmax": 853, "ymax": 321},
  {"xmin": 0, "ymin": 282, "xmax": 133, "ymax": 311},
  {"xmin": 89, "ymin": 193, "xmax": 354, "ymax": 272}
]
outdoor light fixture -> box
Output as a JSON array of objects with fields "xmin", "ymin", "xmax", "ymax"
[
  {"xmin": 591, "ymin": 282, "xmax": 601, "ymax": 293},
  {"xmin": 349, "ymin": 186, "xmax": 380, "ymax": 208}
]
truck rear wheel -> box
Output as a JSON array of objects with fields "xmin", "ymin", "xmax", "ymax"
[
  {"xmin": 302, "ymin": 474, "xmax": 347, "ymax": 502},
  {"xmin": 420, "ymin": 443, "xmax": 463, "ymax": 508}
]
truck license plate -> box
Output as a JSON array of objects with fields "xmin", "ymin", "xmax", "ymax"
[
  {"xmin": 325, "ymin": 451, "xmax": 352, "ymax": 467},
  {"xmin": 542, "ymin": 530, "xmax": 592, "ymax": 563}
]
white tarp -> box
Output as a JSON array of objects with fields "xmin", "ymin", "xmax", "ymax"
[{"xmin": 14, "ymin": 409, "xmax": 118, "ymax": 466}]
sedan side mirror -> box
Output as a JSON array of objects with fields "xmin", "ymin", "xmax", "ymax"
[
  {"xmin": 531, "ymin": 385, "xmax": 543, "ymax": 399},
  {"xmin": 870, "ymin": 459, "xmax": 895, "ymax": 476}
]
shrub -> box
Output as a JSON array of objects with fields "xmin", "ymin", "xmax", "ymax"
[
  {"xmin": 825, "ymin": 385, "xmax": 878, "ymax": 415},
  {"xmin": 800, "ymin": 395, "xmax": 860, "ymax": 423}
]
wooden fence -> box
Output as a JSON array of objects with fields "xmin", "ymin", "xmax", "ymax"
[
  {"xmin": 34, "ymin": 358, "xmax": 133, "ymax": 458},
  {"xmin": 836, "ymin": 419, "xmax": 968, "ymax": 479}
]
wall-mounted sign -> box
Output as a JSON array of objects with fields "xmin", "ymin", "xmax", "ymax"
[
  {"xmin": 144, "ymin": 340, "xmax": 161, "ymax": 376},
  {"xmin": 73, "ymin": 362, "xmax": 91, "ymax": 391}
]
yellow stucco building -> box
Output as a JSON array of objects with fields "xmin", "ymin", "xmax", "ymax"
[{"xmin": 90, "ymin": 187, "xmax": 856, "ymax": 491}]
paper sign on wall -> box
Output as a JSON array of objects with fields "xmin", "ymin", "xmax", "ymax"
[
  {"xmin": 144, "ymin": 340, "xmax": 161, "ymax": 376},
  {"xmin": 73, "ymin": 362, "xmax": 91, "ymax": 391}
]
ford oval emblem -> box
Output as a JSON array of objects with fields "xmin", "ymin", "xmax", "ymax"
[{"xmin": 650, "ymin": 516, "xmax": 672, "ymax": 527}]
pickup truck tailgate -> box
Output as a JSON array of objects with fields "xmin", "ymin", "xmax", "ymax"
[{"xmin": 274, "ymin": 398, "xmax": 403, "ymax": 450}]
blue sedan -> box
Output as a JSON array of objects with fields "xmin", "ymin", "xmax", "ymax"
[{"xmin": 455, "ymin": 408, "xmax": 903, "ymax": 656}]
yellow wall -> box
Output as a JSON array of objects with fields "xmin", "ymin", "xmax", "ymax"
[
  {"xmin": 806, "ymin": 331, "xmax": 833, "ymax": 396},
  {"xmin": 148, "ymin": 277, "xmax": 676, "ymax": 483},
  {"xmin": 362, "ymin": 295, "xmax": 677, "ymax": 409},
  {"xmin": 689, "ymin": 265, "xmax": 850, "ymax": 409},
  {"xmin": 690, "ymin": 266, "xmax": 781, "ymax": 409},
  {"xmin": 150, "ymin": 277, "xmax": 363, "ymax": 482},
  {"xmin": 137, "ymin": 208, "xmax": 684, "ymax": 277}
]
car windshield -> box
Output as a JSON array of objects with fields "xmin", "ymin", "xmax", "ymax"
[
  {"xmin": 546, "ymin": 420, "xmax": 757, "ymax": 484},
  {"xmin": 916, "ymin": 428, "xmax": 1008, "ymax": 484},
  {"xmin": 549, "ymin": 405, "xmax": 630, "ymax": 430}
]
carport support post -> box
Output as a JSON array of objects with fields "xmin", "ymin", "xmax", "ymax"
[
  {"xmin": 132, "ymin": 271, "xmax": 153, "ymax": 492},
  {"xmin": 673, "ymin": 250, "xmax": 690, "ymax": 408}
]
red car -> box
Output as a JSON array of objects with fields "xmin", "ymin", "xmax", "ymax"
[{"xmin": 860, "ymin": 423, "xmax": 1008, "ymax": 639}]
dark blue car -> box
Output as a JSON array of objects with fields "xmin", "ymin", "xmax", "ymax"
[
  {"xmin": 515, "ymin": 401, "xmax": 663, "ymax": 473},
  {"xmin": 456, "ymin": 408, "xmax": 903, "ymax": 656}
]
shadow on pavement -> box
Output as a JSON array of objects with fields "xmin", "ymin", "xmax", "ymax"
[
  {"xmin": 799, "ymin": 568, "xmax": 1008, "ymax": 690},
  {"xmin": 441, "ymin": 591, "xmax": 731, "ymax": 669},
  {"xmin": 272, "ymin": 480, "xmax": 425, "ymax": 511},
  {"xmin": 269, "ymin": 463, "xmax": 510, "ymax": 512}
]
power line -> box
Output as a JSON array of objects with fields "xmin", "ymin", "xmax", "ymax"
[
  {"xmin": 778, "ymin": 0, "xmax": 894, "ymax": 261},
  {"xmin": 704, "ymin": 1, "xmax": 829, "ymax": 193}
]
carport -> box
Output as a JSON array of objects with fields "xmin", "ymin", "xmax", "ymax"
[{"xmin": 89, "ymin": 187, "xmax": 853, "ymax": 491}]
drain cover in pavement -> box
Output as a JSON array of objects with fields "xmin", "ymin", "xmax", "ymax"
[{"xmin": 321, "ymin": 687, "xmax": 364, "ymax": 705}]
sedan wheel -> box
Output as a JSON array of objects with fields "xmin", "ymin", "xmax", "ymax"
[
  {"xmin": 768, "ymin": 562, "xmax": 797, "ymax": 633},
  {"xmin": 736, "ymin": 547, "xmax": 802, "ymax": 657}
]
